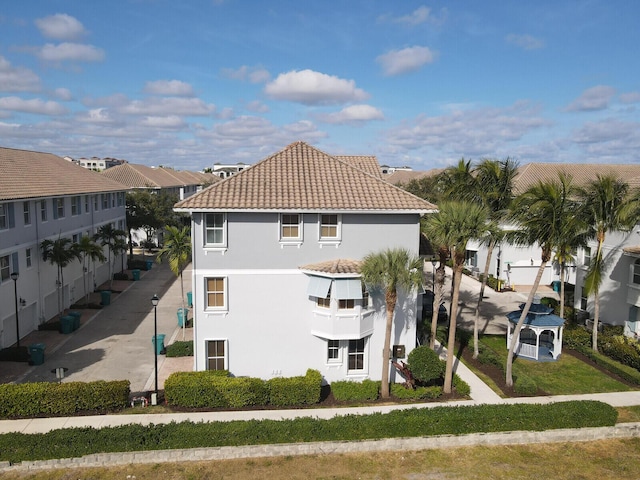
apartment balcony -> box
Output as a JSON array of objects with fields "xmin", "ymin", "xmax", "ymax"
[{"xmin": 310, "ymin": 308, "xmax": 374, "ymax": 340}]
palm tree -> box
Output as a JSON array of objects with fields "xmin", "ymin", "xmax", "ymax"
[
  {"xmin": 94, "ymin": 224, "xmax": 127, "ymax": 290},
  {"xmin": 423, "ymin": 201, "xmax": 489, "ymax": 393},
  {"xmin": 41, "ymin": 236, "xmax": 82, "ymax": 317},
  {"xmin": 553, "ymin": 214, "xmax": 588, "ymax": 320},
  {"xmin": 580, "ymin": 174, "xmax": 638, "ymax": 352},
  {"xmin": 506, "ymin": 173, "xmax": 579, "ymax": 387},
  {"xmin": 360, "ymin": 248, "xmax": 423, "ymax": 399},
  {"xmin": 156, "ymin": 225, "xmax": 192, "ymax": 339},
  {"xmin": 76, "ymin": 236, "xmax": 106, "ymax": 305}
]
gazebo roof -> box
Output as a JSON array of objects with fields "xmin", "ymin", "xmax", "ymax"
[{"xmin": 506, "ymin": 303, "xmax": 565, "ymax": 327}]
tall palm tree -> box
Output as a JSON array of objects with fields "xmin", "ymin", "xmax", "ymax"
[
  {"xmin": 423, "ymin": 201, "xmax": 489, "ymax": 393},
  {"xmin": 156, "ymin": 225, "xmax": 192, "ymax": 339},
  {"xmin": 506, "ymin": 173, "xmax": 579, "ymax": 387},
  {"xmin": 76, "ymin": 236, "xmax": 106, "ymax": 305},
  {"xmin": 553, "ymin": 214, "xmax": 588, "ymax": 319},
  {"xmin": 361, "ymin": 248, "xmax": 423, "ymax": 399},
  {"xmin": 580, "ymin": 174, "xmax": 638, "ymax": 352},
  {"xmin": 41, "ymin": 236, "xmax": 82, "ymax": 317},
  {"xmin": 94, "ymin": 224, "xmax": 127, "ymax": 290}
]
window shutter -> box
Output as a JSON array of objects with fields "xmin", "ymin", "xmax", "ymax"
[
  {"xmin": 8, "ymin": 203, "xmax": 15, "ymax": 228},
  {"xmin": 11, "ymin": 252, "xmax": 19, "ymax": 274},
  {"xmin": 307, "ymin": 276, "xmax": 332, "ymax": 298},
  {"xmin": 335, "ymin": 279, "xmax": 363, "ymax": 299}
]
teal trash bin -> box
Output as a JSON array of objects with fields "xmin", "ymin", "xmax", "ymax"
[
  {"xmin": 28, "ymin": 343, "xmax": 46, "ymax": 365},
  {"xmin": 146, "ymin": 260, "xmax": 153, "ymax": 270},
  {"xmin": 68, "ymin": 311, "xmax": 81, "ymax": 330},
  {"xmin": 59, "ymin": 316, "xmax": 74, "ymax": 334},
  {"xmin": 552, "ymin": 281, "xmax": 561, "ymax": 293},
  {"xmin": 152, "ymin": 334, "xmax": 166, "ymax": 355},
  {"xmin": 177, "ymin": 308, "xmax": 188, "ymax": 327},
  {"xmin": 132, "ymin": 269, "xmax": 141, "ymax": 281},
  {"xmin": 100, "ymin": 290, "xmax": 111, "ymax": 306},
  {"xmin": 187, "ymin": 291, "xmax": 193, "ymax": 307}
]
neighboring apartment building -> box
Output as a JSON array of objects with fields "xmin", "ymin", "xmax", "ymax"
[
  {"xmin": 211, "ymin": 163, "xmax": 248, "ymax": 179},
  {"xmin": 0, "ymin": 147, "xmax": 128, "ymax": 349},
  {"xmin": 175, "ymin": 141, "xmax": 436, "ymax": 383}
]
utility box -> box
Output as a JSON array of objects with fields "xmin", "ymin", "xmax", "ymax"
[{"xmin": 392, "ymin": 345, "xmax": 406, "ymax": 358}]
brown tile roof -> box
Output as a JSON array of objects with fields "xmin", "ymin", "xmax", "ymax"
[
  {"xmin": 300, "ymin": 258, "xmax": 362, "ymax": 274},
  {"xmin": 335, "ymin": 155, "xmax": 382, "ymax": 178},
  {"xmin": 0, "ymin": 146, "xmax": 127, "ymax": 201},
  {"xmin": 100, "ymin": 163, "xmax": 218, "ymax": 189},
  {"xmin": 175, "ymin": 141, "xmax": 437, "ymax": 212},
  {"xmin": 514, "ymin": 163, "xmax": 640, "ymax": 194}
]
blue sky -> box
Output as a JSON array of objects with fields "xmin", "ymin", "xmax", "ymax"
[{"xmin": 1, "ymin": 1, "xmax": 638, "ymax": 171}]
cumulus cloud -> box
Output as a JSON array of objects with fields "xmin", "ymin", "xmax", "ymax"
[
  {"xmin": 506, "ymin": 34, "xmax": 544, "ymax": 50},
  {"xmin": 317, "ymin": 104, "xmax": 384, "ymax": 124},
  {"xmin": 143, "ymin": 80, "xmax": 195, "ymax": 97},
  {"xmin": 118, "ymin": 97, "xmax": 215, "ymax": 116},
  {"xmin": 245, "ymin": 100, "xmax": 269, "ymax": 113},
  {"xmin": 264, "ymin": 69, "xmax": 369, "ymax": 105},
  {"xmin": 620, "ymin": 91, "xmax": 640, "ymax": 104},
  {"xmin": 221, "ymin": 65, "xmax": 271, "ymax": 83},
  {"xmin": 376, "ymin": 46, "xmax": 436, "ymax": 76},
  {"xmin": 140, "ymin": 115, "xmax": 187, "ymax": 129},
  {"xmin": 0, "ymin": 96, "xmax": 68, "ymax": 115},
  {"xmin": 565, "ymin": 85, "xmax": 616, "ymax": 112},
  {"xmin": 0, "ymin": 56, "xmax": 41, "ymax": 92},
  {"xmin": 380, "ymin": 6, "xmax": 447, "ymax": 26},
  {"xmin": 570, "ymin": 118, "xmax": 640, "ymax": 162},
  {"xmin": 81, "ymin": 108, "xmax": 115, "ymax": 124},
  {"xmin": 35, "ymin": 14, "xmax": 87, "ymax": 40},
  {"xmin": 52, "ymin": 88, "xmax": 73, "ymax": 101},
  {"xmin": 37, "ymin": 42, "xmax": 105, "ymax": 63}
]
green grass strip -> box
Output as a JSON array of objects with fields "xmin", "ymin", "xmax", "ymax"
[{"xmin": 0, "ymin": 401, "xmax": 617, "ymax": 464}]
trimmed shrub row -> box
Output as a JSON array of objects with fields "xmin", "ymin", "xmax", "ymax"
[
  {"xmin": 390, "ymin": 383, "xmax": 442, "ymax": 400},
  {"xmin": 165, "ymin": 340, "xmax": 194, "ymax": 357},
  {"xmin": 332, "ymin": 380, "xmax": 380, "ymax": 401},
  {"xmin": 0, "ymin": 400, "xmax": 617, "ymax": 463},
  {"xmin": 0, "ymin": 380, "xmax": 130, "ymax": 419},
  {"xmin": 164, "ymin": 369, "xmax": 322, "ymax": 408}
]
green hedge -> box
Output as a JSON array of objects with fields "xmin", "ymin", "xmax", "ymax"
[
  {"xmin": 165, "ymin": 340, "xmax": 194, "ymax": 357},
  {"xmin": 0, "ymin": 401, "xmax": 617, "ymax": 463},
  {"xmin": 164, "ymin": 369, "xmax": 322, "ymax": 408},
  {"xmin": 573, "ymin": 346, "xmax": 640, "ymax": 385},
  {"xmin": 407, "ymin": 345, "xmax": 445, "ymax": 384},
  {"xmin": 390, "ymin": 383, "xmax": 442, "ymax": 400},
  {"xmin": 452, "ymin": 374, "xmax": 471, "ymax": 397},
  {"xmin": 0, "ymin": 380, "xmax": 130, "ymax": 418},
  {"xmin": 331, "ymin": 380, "xmax": 380, "ymax": 401},
  {"xmin": 563, "ymin": 327, "xmax": 592, "ymax": 350}
]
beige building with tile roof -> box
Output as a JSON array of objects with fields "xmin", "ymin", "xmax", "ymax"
[
  {"xmin": 0, "ymin": 147, "xmax": 129, "ymax": 349},
  {"xmin": 175, "ymin": 141, "xmax": 435, "ymax": 383}
]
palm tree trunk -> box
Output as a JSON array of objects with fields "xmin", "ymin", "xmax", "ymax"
[
  {"xmin": 381, "ymin": 292, "xmax": 397, "ymax": 399},
  {"xmin": 473, "ymin": 239, "xmax": 495, "ymax": 358},
  {"xmin": 444, "ymin": 265, "xmax": 463, "ymax": 394},
  {"xmin": 506, "ymin": 261, "xmax": 547, "ymax": 387},
  {"xmin": 559, "ymin": 262, "xmax": 566, "ymax": 319},
  {"xmin": 591, "ymin": 239, "xmax": 604, "ymax": 353},
  {"xmin": 429, "ymin": 254, "xmax": 447, "ymax": 350}
]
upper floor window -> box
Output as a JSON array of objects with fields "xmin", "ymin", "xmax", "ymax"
[
  {"xmin": 53, "ymin": 198, "xmax": 64, "ymax": 219},
  {"xmin": 317, "ymin": 286, "xmax": 331, "ymax": 308},
  {"xmin": 94, "ymin": 195, "xmax": 99, "ymax": 211},
  {"xmin": 117, "ymin": 192, "xmax": 124, "ymax": 207},
  {"xmin": 204, "ymin": 213, "xmax": 226, "ymax": 246},
  {"xmin": 26, "ymin": 248, "xmax": 32, "ymax": 268},
  {"xmin": 633, "ymin": 259, "xmax": 640, "ymax": 285},
  {"xmin": 0, "ymin": 203, "xmax": 10, "ymax": 230},
  {"xmin": 206, "ymin": 277, "xmax": 226, "ymax": 310},
  {"xmin": 0, "ymin": 254, "xmax": 9, "ymax": 282},
  {"xmin": 23, "ymin": 202, "xmax": 31, "ymax": 225},
  {"xmin": 40, "ymin": 200, "xmax": 48, "ymax": 222},
  {"xmin": 280, "ymin": 213, "xmax": 301, "ymax": 240},
  {"xmin": 339, "ymin": 299, "xmax": 355, "ymax": 310},
  {"xmin": 102, "ymin": 194, "xmax": 109, "ymax": 210},
  {"xmin": 320, "ymin": 214, "xmax": 340, "ymax": 240},
  {"xmin": 111, "ymin": 193, "xmax": 116, "ymax": 208},
  {"xmin": 71, "ymin": 196, "xmax": 81, "ymax": 216},
  {"xmin": 85, "ymin": 195, "xmax": 90, "ymax": 213},
  {"xmin": 583, "ymin": 247, "xmax": 591, "ymax": 266}
]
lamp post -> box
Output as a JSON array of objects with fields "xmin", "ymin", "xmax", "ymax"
[
  {"xmin": 151, "ymin": 294, "xmax": 159, "ymax": 397},
  {"xmin": 11, "ymin": 271, "xmax": 19, "ymax": 348}
]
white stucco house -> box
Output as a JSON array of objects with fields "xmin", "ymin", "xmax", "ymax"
[
  {"xmin": 174, "ymin": 141, "xmax": 436, "ymax": 383},
  {"xmin": 0, "ymin": 147, "xmax": 128, "ymax": 349}
]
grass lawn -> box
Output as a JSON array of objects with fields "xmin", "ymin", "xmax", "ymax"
[{"xmin": 468, "ymin": 335, "xmax": 636, "ymax": 395}]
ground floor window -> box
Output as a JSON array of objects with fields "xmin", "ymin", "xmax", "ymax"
[
  {"xmin": 348, "ymin": 338, "xmax": 366, "ymax": 372},
  {"xmin": 206, "ymin": 340, "xmax": 226, "ymax": 371},
  {"xmin": 327, "ymin": 339, "xmax": 340, "ymax": 362},
  {"xmin": 580, "ymin": 287, "xmax": 588, "ymax": 311}
]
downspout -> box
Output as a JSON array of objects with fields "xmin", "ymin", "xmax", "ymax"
[
  {"xmin": 192, "ymin": 212, "xmax": 198, "ymax": 371},
  {"xmin": 35, "ymin": 199, "xmax": 44, "ymax": 324}
]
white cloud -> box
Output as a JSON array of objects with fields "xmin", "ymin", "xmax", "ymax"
[
  {"xmin": 221, "ymin": 65, "xmax": 271, "ymax": 84},
  {"xmin": 264, "ymin": 69, "xmax": 369, "ymax": 105},
  {"xmin": 0, "ymin": 56, "xmax": 41, "ymax": 92},
  {"xmin": 570, "ymin": 118, "xmax": 640, "ymax": 162},
  {"xmin": 143, "ymin": 80, "xmax": 195, "ymax": 97},
  {"xmin": 37, "ymin": 43, "xmax": 105, "ymax": 63},
  {"xmin": 620, "ymin": 91, "xmax": 640, "ymax": 104},
  {"xmin": 0, "ymin": 96, "xmax": 68, "ymax": 115},
  {"xmin": 317, "ymin": 104, "xmax": 384, "ymax": 124},
  {"xmin": 565, "ymin": 85, "xmax": 616, "ymax": 112},
  {"xmin": 376, "ymin": 46, "xmax": 436, "ymax": 76},
  {"xmin": 118, "ymin": 97, "xmax": 215, "ymax": 116},
  {"xmin": 52, "ymin": 88, "xmax": 73, "ymax": 101},
  {"xmin": 245, "ymin": 100, "xmax": 269, "ymax": 113},
  {"xmin": 35, "ymin": 14, "xmax": 87, "ymax": 41},
  {"xmin": 140, "ymin": 115, "xmax": 186, "ymax": 129},
  {"xmin": 506, "ymin": 34, "xmax": 544, "ymax": 50},
  {"xmin": 380, "ymin": 6, "xmax": 447, "ymax": 26},
  {"xmin": 80, "ymin": 108, "xmax": 115, "ymax": 124}
]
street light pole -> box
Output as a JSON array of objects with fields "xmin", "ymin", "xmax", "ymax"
[
  {"xmin": 11, "ymin": 271, "xmax": 19, "ymax": 348},
  {"xmin": 151, "ymin": 294, "xmax": 159, "ymax": 397}
]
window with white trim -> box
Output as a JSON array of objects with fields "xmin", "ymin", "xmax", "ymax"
[
  {"xmin": 583, "ymin": 247, "xmax": 591, "ymax": 266},
  {"xmin": 93, "ymin": 195, "xmax": 99, "ymax": 211},
  {"xmin": 339, "ymin": 299, "xmax": 355, "ymax": 310},
  {"xmin": 26, "ymin": 248, "xmax": 32, "ymax": 268},
  {"xmin": 320, "ymin": 214, "xmax": 339, "ymax": 240},
  {"xmin": 206, "ymin": 277, "xmax": 226, "ymax": 309},
  {"xmin": 580, "ymin": 287, "xmax": 588, "ymax": 311},
  {"xmin": 23, "ymin": 202, "xmax": 31, "ymax": 225},
  {"xmin": 85, "ymin": 195, "xmax": 90, "ymax": 213},
  {"xmin": 362, "ymin": 285, "xmax": 370, "ymax": 309},
  {"xmin": 280, "ymin": 213, "xmax": 301, "ymax": 240},
  {"xmin": 0, "ymin": 203, "xmax": 8, "ymax": 230},
  {"xmin": 71, "ymin": 196, "xmax": 81, "ymax": 216},
  {"xmin": 52, "ymin": 198, "xmax": 64, "ymax": 219},
  {"xmin": 206, "ymin": 340, "xmax": 227, "ymax": 371},
  {"xmin": 0, "ymin": 254, "xmax": 9, "ymax": 282},
  {"xmin": 348, "ymin": 338, "xmax": 366, "ymax": 372},
  {"xmin": 40, "ymin": 200, "xmax": 47, "ymax": 222},
  {"xmin": 204, "ymin": 213, "xmax": 226, "ymax": 246},
  {"xmin": 317, "ymin": 287, "xmax": 331, "ymax": 308},
  {"xmin": 633, "ymin": 259, "xmax": 640, "ymax": 285},
  {"xmin": 327, "ymin": 339, "xmax": 341, "ymax": 363},
  {"xmin": 111, "ymin": 193, "xmax": 116, "ymax": 208},
  {"xmin": 102, "ymin": 194, "xmax": 109, "ymax": 210}
]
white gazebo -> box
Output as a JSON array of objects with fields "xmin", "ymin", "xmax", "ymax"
[{"xmin": 506, "ymin": 302, "xmax": 565, "ymax": 362}]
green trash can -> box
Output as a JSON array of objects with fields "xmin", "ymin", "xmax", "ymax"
[
  {"xmin": 100, "ymin": 290, "xmax": 111, "ymax": 306},
  {"xmin": 146, "ymin": 260, "xmax": 153, "ymax": 270},
  {"xmin": 552, "ymin": 280, "xmax": 561, "ymax": 293},
  {"xmin": 177, "ymin": 308, "xmax": 188, "ymax": 327},
  {"xmin": 59, "ymin": 316, "xmax": 74, "ymax": 334},
  {"xmin": 68, "ymin": 311, "xmax": 81, "ymax": 330},
  {"xmin": 28, "ymin": 343, "xmax": 46, "ymax": 365},
  {"xmin": 187, "ymin": 291, "xmax": 193, "ymax": 307},
  {"xmin": 132, "ymin": 269, "xmax": 141, "ymax": 281},
  {"xmin": 152, "ymin": 334, "xmax": 166, "ymax": 355}
]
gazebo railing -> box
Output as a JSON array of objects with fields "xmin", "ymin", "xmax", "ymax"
[{"xmin": 516, "ymin": 342, "xmax": 537, "ymax": 360}]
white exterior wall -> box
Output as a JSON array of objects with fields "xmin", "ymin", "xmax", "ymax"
[{"xmin": 190, "ymin": 211, "xmax": 421, "ymax": 383}]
